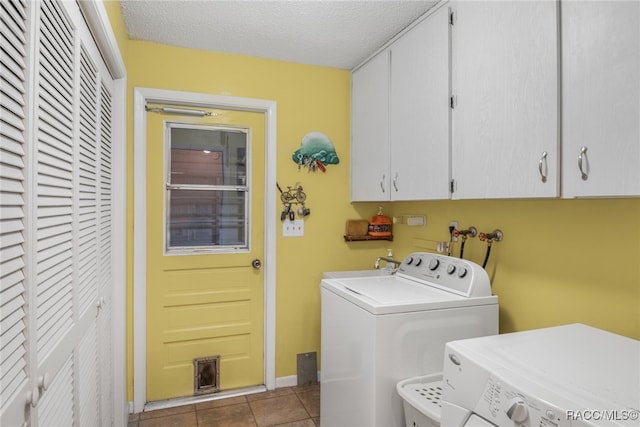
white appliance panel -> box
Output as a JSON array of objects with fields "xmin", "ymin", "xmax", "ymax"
[
  {"xmin": 321, "ymin": 286, "xmax": 498, "ymax": 427},
  {"xmin": 321, "ymin": 252, "xmax": 499, "ymax": 427},
  {"xmin": 442, "ymin": 324, "xmax": 640, "ymax": 427},
  {"xmin": 464, "ymin": 414, "xmax": 497, "ymax": 427}
]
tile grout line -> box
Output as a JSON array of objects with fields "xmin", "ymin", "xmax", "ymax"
[
  {"xmin": 247, "ymin": 396, "xmax": 259, "ymax": 427},
  {"xmin": 293, "ymin": 389, "xmax": 313, "ymax": 420}
]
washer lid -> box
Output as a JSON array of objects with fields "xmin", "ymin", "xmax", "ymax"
[
  {"xmin": 342, "ymin": 276, "xmax": 457, "ymax": 303},
  {"xmin": 321, "ymin": 275, "xmax": 497, "ymax": 315}
]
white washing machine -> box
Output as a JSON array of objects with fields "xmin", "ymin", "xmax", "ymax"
[
  {"xmin": 441, "ymin": 324, "xmax": 640, "ymax": 427},
  {"xmin": 320, "ymin": 252, "xmax": 499, "ymax": 427}
]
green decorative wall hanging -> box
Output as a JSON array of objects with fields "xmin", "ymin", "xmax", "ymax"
[{"xmin": 292, "ymin": 132, "xmax": 340, "ymax": 172}]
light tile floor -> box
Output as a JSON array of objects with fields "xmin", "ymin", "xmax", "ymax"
[{"xmin": 128, "ymin": 385, "xmax": 320, "ymax": 427}]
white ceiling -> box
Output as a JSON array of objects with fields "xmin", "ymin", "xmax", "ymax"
[{"xmin": 119, "ymin": 0, "xmax": 439, "ymax": 70}]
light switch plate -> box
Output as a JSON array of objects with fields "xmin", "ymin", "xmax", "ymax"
[
  {"xmin": 406, "ymin": 215, "xmax": 426, "ymax": 226},
  {"xmin": 283, "ymin": 219, "xmax": 304, "ymax": 237}
]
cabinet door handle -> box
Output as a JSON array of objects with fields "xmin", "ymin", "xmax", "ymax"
[
  {"xmin": 392, "ymin": 172, "xmax": 399, "ymax": 192},
  {"xmin": 578, "ymin": 146, "xmax": 589, "ymax": 181},
  {"xmin": 380, "ymin": 174, "xmax": 386, "ymax": 193},
  {"xmin": 538, "ymin": 151, "xmax": 548, "ymax": 183}
]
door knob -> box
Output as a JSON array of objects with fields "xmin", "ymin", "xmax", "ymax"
[{"xmin": 251, "ymin": 259, "xmax": 262, "ymax": 269}]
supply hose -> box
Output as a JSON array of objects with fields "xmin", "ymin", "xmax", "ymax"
[
  {"xmin": 448, "ymin": 225, "xmax": 455, "ymax": 256},
  {"xmin": 482, "ymin": 243, "xmax": 492, "ymax": 268}
]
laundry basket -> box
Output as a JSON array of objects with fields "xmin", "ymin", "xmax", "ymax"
[{"xmin": 396, "ymin": 373, "xmax": 443, "ymax": 427}]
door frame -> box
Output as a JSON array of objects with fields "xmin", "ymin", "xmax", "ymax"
[{"xmin": 133, "ymin": 87, "xmax": 277, "ymax": 412}]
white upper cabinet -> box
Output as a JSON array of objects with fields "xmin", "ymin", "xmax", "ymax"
[
  {"xmin": 351, "ymin": 51, "xmax": 390, "ymax": 202},
  {"xmin": 390, "ymin": 5, "xmax": 451, "ymax": 200},
  {"xmin": 561, "ymin": 1, "xmax": 640, "ymax": 197},
  {"xmin": 351, "ymin": 5, "xmax": 451, "ymax": 202},
  {"xmin": 451, "ymin": 1, "xmax": 559, "ymax": 199}
]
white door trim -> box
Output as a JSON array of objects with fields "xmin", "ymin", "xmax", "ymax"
[{"xmin": 133, "ymin": 87, "xmax": 277, "ymax": 413}]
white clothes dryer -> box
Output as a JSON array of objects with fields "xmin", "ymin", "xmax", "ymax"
[
  {"xmin": 441, "ymin": 324, "xmax": 640, "ymax": 427},
  {"xmin": 320, "ymin": 252, "xmax": 499, "ymax": 427}
]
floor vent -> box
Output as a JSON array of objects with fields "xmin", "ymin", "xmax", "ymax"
[{"xmin": 194, "ymin": 355, "xmax": 220, "ymax": 395}]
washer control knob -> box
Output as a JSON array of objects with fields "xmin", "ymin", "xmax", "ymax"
[
  {"xmin": 406, "ymin": 257, "xmax": 414, "ymax": 265},
  {"xmin": 415, "ymin": 258, "xmax": 423, "ymax": 266},
  {"xmin": 506, "ymin": 398, "xmax": 528, "ymax": 423},
  {"xmin": 446, "ymin": 264, "xmax": 456, "ymax": 275},
  {"xmin": 457, "ymin": 267, "xmax": 468, "ymax": 278},
  {"xmin": 428, "ymin": 258, "xmax": 439, "ymax": 271}
]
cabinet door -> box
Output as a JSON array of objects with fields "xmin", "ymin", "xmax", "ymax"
[
  {"xmin": 351, "ymin": 51, "xmax": 390, "ymax": 202},
  {"xmin": 390, "ymin": 5, "xmax": 451, "ymax": 200},
  {"xmin": 451, "ymin": 1, "xmax": 559, "ymax": 199},
  {"xmin": 562, "ymin": 1, "xmax": 640, "ymax": 197}
]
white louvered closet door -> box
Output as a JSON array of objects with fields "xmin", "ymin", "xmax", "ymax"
[
  {"xmin": 0, "ymin": 0, "xmax": 31, "ymax": 425},
  {"xmin": 0, "ymin": 1, "xmax": 115, "ymax": 426}
]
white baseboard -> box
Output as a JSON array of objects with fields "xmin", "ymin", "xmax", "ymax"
[
  {"xmin": 274, "ymin": 375, "xmax": 298, "ymax": 388},
  {"xmin": 275, "ymin": 372, "xmax": 321, "ymax": 388}
]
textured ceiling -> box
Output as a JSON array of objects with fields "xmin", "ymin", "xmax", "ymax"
[{"xmin": 120, "ymin": 0, "xmax": 439, "ymax": 70}]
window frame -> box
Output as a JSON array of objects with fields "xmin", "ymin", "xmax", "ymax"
[{"xmin": 163, "ymin": 121, "xmax": 252, "ymax": 255}]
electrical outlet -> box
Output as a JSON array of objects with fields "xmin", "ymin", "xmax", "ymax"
[
  {"xmin": 283, "ymin": 219, "xmax": 304, "ymax": 237},
  {"xmin": 449, "ymin": 220, "xmax": 458, "ymax": 242}
]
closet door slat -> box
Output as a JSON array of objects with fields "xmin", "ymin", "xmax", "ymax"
[
  {"xmin": 35, "ymin": 0, "xmax": 74, "ymax": 366},
  {"xmin": 78, "ymin": 321, "xmax": 99, "ymax": 427},
  {"xmin": 37, "ymin": 355, "xmax": 75, "ymax": 426},
  {"xmin": 78, "ymin": 46, "xmax": 99, "ymax": 316},
  {"xmin": 0, "ymin": 1, "xmax": 29, "ymax": 423}
]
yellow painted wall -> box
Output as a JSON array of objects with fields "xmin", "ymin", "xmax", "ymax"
[
  {"xmin": 123, "ymin": 40, "xmax": 390, "ymax": 398},
  {"xmin": 388, "ymin": 199, "xmax": 640, "ymax": 340},
  {"xmin": 105, "ymin": 2, "xmax": 639, "ymax": 403}
]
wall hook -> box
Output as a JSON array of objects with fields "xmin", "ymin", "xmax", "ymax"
[{"xmin": 277, "ymin": 182, "xmax": 311, "ymax": 221}]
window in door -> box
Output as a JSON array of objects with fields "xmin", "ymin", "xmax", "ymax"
[{"xmin": 165, "ymin": 123, "xmax": 250, "ymax": 254}]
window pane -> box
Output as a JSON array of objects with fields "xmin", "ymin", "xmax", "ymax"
[
  {"xmin": 166, "ymin": 123, "xmax": 250, "ymax": 253},
  {"xmin": 168, "ymin": 189, "xmax": 247, "ymax": 248},
  {"xmin": 170, "ymin": 127, "xmax": 247, "ymax": 186}
]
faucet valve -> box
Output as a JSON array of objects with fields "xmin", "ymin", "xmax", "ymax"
[
  {"xmin": 479, "ymin": 229, "xmax": 503, "ymax": 243},
  {"xmin": 374, "ymin": 256, "xmax": 401, "ymax": 272},
  {"xmin": 453, "ymin": 226, "xmax": 477, "ymax": 240}
]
